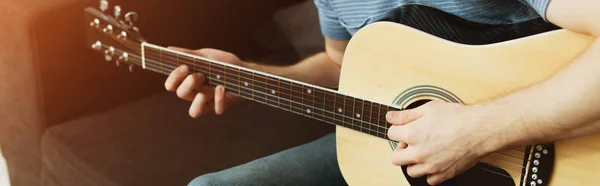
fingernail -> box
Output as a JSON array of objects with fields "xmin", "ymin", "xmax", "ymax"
[
  {"xmin": 386, "ymin": 112, "xmax": 395, "ymax": 121},
  {"xmin": 179, "ymin": 65, "xmax": 187, "ymax": 73}
]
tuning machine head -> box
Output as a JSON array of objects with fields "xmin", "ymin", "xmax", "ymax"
[
  {"xmin": 124, "ymin": 11, "xmax": 140, "ymax": 32},
  {"xmin": 100, "ymin": 0, "xmax": 109, "ymax": 12},
  {"xmin": 104, "ymin": 46, "xmax": 115, "ymax": 61},
  {"xmin": 114, "ymin": 5, "xmax": 122, "ymax": 20}
]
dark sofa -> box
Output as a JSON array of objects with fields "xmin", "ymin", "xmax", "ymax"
[{"xmin": 0, "ymin": 0, "xmax": 333, "ymax": 185}]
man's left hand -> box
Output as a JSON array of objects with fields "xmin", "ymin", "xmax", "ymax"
[{"xmin": 386, "ymin": 101, "xmax": 496, "ymax": 185}]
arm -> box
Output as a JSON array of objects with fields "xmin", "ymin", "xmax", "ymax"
[
  {"xmin": 479, "ymin": 0, "xmax": 600, "ymax": 149},
  {"xmin": 245, "ymin": 38, "xmax": 348, "ymax": 88}
]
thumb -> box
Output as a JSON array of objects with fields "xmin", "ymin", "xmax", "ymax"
[{"xmin": 386, "ymin": 108, "xmax": 423, "ymax": 125}]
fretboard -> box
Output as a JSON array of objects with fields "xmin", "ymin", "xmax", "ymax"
[{"xmin": 139, "ymin": 42, "xmax": 396, "ymax": 139}]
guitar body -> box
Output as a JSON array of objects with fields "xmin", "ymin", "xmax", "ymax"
[
  {"xmin": 84, "ymin": 4, "xmax": 600, "ymax": 186},
  {"xmin": 336, "ymin": 15, "xmax": 600, "ymax": 186}
]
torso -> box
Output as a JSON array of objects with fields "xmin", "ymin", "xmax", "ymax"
[{"xmin": 325, "ymin": 0, "xmax": 541, "ymax": 36}]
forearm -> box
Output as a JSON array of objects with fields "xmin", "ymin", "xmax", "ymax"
[
  {"xmin": 479, "ymin": 38, "xmax": 600, "ymax": 150},
  {"xmin": 243, "ymin": 52, "xmax": 341, "ymax": 88}
]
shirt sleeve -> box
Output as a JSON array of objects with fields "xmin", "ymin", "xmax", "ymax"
[
  {"xmin": 314, "ymin": 0, "xmax": 352, "ymax": 40},
  {"xmin": 521, "ymin": 0, "xmax": 552, "ymax": 20}
]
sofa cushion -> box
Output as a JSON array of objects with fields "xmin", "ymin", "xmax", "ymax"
[{"xmin": 40, "ymin": 92, "xmax": 334, "ymax": 186}]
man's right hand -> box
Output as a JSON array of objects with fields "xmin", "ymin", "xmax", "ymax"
[{"xmin": 165, "ymin": 47, "xmax": 243, "ymax": 118}]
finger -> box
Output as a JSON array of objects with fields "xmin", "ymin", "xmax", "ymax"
[
  {"xmin": 427, "ymin": 173, "xmax": 450, "ymax": 186},
  {"xmin": 214, "ymin": 86, "xmax": 227, "ymax": 115},
  {"xmin": 176, "ymin": 73, "xmax": 207, "ymax": 101},
  {"xmin": 225, "ymin": 94, "xmax": 244, "ymax": 105},
  {"xmin": 391, "ymin": 147, "xmax": 417, "ymax": 166},
  {"xmin": 387, "ymin": 125, "xmax": 413, "ymax": 143},
  {"xmin": 387, "ymin": 109, "xmax": 423, "ymax": 125},
  {"xmin": 396, "ymin": 142, "xmax": 408, "ymax": 149},
  {"xmin": 168, "ymin": 46, "xmax": 196, "ymax": 54},
  {"xmin": 189, "ymin": 93, "xmax": 214, "ymax": 118},
  {"xmin": 195, "ymin": 48, "xmax": 239, "ymax": 62},
  {"xmin": 406, "ymin": 164, "xmax": 433, "ymax": 178},
  {"xmin": 165, "ymin": 65, "xmax": 189, "ymax": 91}
]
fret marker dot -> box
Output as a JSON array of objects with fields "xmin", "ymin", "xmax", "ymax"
[
  {"xmin": 216, "ymin": 75, "xmax": 221, "ymax": 79},
  {"xmin": 271, "ymin": 90, "xmax": 276, "ymax": 94},
  {"xmin": 338, "ymin": 108, "xmax": 343, "ymax": 113},
  {"xmin": 307, "ymin": 89, "xmax": 312, "ymax": 94},
  {"xmin": 244, "ymin": 82, "xmax": 249, "ymax": 87},
  {"xmin": 356, "ymin": 113, "xmax": 361, "ymax": 118},
  {"xmin": 306, "ymin": 109, "xmax": 311, "ymax": 114}
]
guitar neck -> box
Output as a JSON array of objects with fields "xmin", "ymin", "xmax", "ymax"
[{"xmin": 139, "ymin": 42, "xmax": 395, "ymax": 139}]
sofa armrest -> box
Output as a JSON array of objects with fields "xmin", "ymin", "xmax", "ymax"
[{"xmin": 0, "ymin": 0, "xmax": 169, "ymax": 185}]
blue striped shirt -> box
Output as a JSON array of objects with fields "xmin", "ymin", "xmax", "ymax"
[{"xmin": 315, "ymin": 0, "xmax": 552, "ymax": 40}]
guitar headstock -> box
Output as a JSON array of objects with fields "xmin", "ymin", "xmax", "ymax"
[{"xmin": 84, "ymin": 0, "xmax": 146, "ymax": 70}]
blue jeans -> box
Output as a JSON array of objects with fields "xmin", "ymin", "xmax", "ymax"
[{"xmin": 188, "ymin": 133, "xmax": 347, "ymax": 186}]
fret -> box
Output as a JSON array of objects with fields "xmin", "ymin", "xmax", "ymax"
[
  {"xmin": 223, "ymin": 67, "xmax": 240, "ymax": 95},
  {"xmin": 266, "ymin": 77, "xmax": 279, "ymax": 107},
  {"xmin": 207, "ymin": 60, "xmax": 213, "ymax": 87},
  {"xmin": 237, "ymin": 68, "xmax": 242, "ymax": 99},
  {"xmin": 361, "ymin": 101, "xmax": 373, "ymax": 136},
  {"xmin": 253, "ymin": 74, "xmax": 268, "ymax": 104},
  {"xmin": 353, "ymin": 98, "xmax": 364, "ymax": 132},
  {"xmin": 314, "ymin": 90, "xmax": 326, "ymax": 121},
  {"xmin": 145, "ymin": 48, "xmax": 161, "ymax": 69},
  {"xmin": 279, "ymin": 81, "xmax": 292, "ymax": 111},
  {"xmin": 302, "ymin": 85, "xmax": 315, "ymax": 117},
  {"xmin": 324, "ymin": 92, "xmax": 336, "ymax": 125},
  {"xmin": 289, "ymin": 82, "xmax": 304, "ymax": 114},
  {"xmin": 344, "ymin": 97, "xmax": 355, "ymax": 130},
  {"xmin": 176, "ymin": 52, "xmax": 180, "ymax": 67},
  {"xmin": 378, "ymin": 105, "xmax": 389, "ymax": 138},
  {"xmin": 334, "ymin": 94, "xmax": 347, "ymax": 128},
  {"xmin": 159, "ymin": 49, "xmax": 164, "ymax": 71},
  {"xmin": 238, "ymin": 71, "xmax": 254, "ymax": 99}
]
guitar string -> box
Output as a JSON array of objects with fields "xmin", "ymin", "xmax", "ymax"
[
  {"xmin": 159, "ymin": 54, "xmax": 393, "ymax": 124},
  {"xmin": 126, "ymin": 42, "xmax": 395, "ymax": 129},
  {"xmin": 118, "ymin": 39, "xmax": 537, "ymax": 158},
  {"xmin": 150, "ymin": 46, "xmax": 530, "ymax": 155},
  {"xmin": 114, "ymin": 42, "xmax": 530, "ymax": 158},
  {"xmin": 114, "ymin": 43, "xmax": 530, "ymax": 163},
  {"xmin": 132, "ymin": 53, "xmax": 530, "ymax": 168},
  {"xmin": 154, "ymin": 55, "xmax": 534, "ymax": 157},
  {"xmin": 148, "ymin": 47, "xmax": 529, "ymax": 153},
  {"xmin": 126, "ymin": 42, "xmax": 397, "ymax": 114},
  {"xmin": 103, "ymin": 45, "xmax": 530, "ymax": 178},
  {"xmin": 136, "ymin": 58, "xmax": 526, "ymax": 180}
]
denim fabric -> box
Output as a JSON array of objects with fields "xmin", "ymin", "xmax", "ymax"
[{"xmin": 188, "ymin": 133, "xmax": 346, "ymax": 186}]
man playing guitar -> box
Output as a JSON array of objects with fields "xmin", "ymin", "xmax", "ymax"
[{"xmin": 163, "ymin": 0, "xmax": 600, "ymax": 185}]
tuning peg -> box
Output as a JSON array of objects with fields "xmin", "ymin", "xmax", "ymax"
[
  {"xmin": 115, "ymin": 60, "xmax": 120, "ymax": 67},
  {"xmin": 114, "ymin": 5, "xmax": 122, "ymax": 20},
  {"xmin": 128, "ymin": 64, "xmax": 135, "ymax": 72},
  {"xmin": 124, "ymin": 12, "xmax": 139, "ymax": 26},
  {"xmin": 117, "ymin": 31, "xmax": 127, "ymax": 40},
  {"xmin": 89, "ymin": 18, "xmax": 100, "ymax": 28},
  {"xmin": 91, "ymin": 41, "xmax": 102, "ymax": 50},
  {"xmin": 118, "ymin": 52, "xmax": 129, "ymax": 62},
  {"xmin": 103, "ymin": 24, "xmax": 113, "ymax": 33},
  {"xmin": 100, "ymin": 0, "xmax": 109, "ymax": 12},
  {"xmin": 104, "ymin": 47, "xmax": 115, "ymax": 61}
]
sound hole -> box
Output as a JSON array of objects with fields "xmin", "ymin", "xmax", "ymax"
[
  {"xmin": 406, "ymin": 99, "xmax": 431, "ymax": 109},
  {"xmin": 401, "ymin": 100, "xmax": 515, "ymax": 186}
]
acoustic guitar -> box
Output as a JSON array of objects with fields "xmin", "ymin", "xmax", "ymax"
[{"xmin": 84, "ymin": 3, "xmax": 600, "ymax": 186}]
